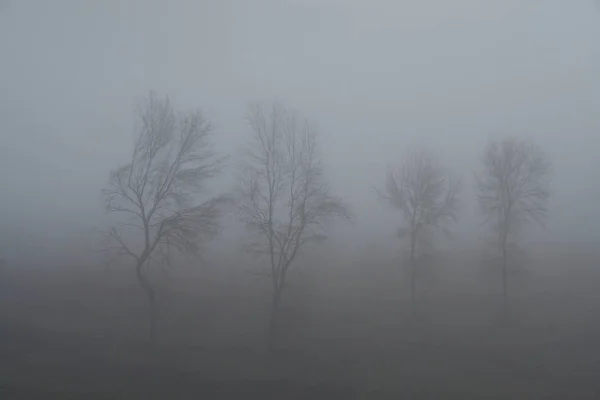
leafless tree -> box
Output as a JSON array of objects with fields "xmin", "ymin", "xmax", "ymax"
[
  {"xmin": 378, "ymin": 148, "xmax": 460, "ymax": 319},
  {"xmin": 237, "ymin": 100, "xmax": 352, "ymax": 350},
  {"xmin": 475, "ymin": 137, "xmax": 551, "ymax": 319},
  {"xmin": 101, "ymin": 91, "xmax": 231, "ymax": 343}
]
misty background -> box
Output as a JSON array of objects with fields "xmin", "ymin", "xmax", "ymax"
[{"xmin": 1, "ymin": 0, "xmax": 599, "ymax": 266}]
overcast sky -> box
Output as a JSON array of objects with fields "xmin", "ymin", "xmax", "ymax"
[{"xmin": 1, "ymin": 0, "xmax": 599, "ymax": 261}]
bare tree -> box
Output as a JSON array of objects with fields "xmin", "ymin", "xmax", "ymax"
[
  {"xmin": 101, "ymin": 91, "xmax": 231, "ymax": 343},
  {"xmin": 378, "ymin": 148, "xmax": 460, "ymax": 319},
  {"xmin": 237, "ymin": 101, "xmax": 352, "ymax": 350},
  {"xmin": 475, "ymin": 137, "xmax": 551, "ymax": 319}
]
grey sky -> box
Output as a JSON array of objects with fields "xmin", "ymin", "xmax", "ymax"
[{"xmin": 1, "ymin": 0, "xmax": 599, "ymax": 261}]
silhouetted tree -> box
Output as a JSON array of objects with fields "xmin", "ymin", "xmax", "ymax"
[
  {"xmin": 475, "ymin": 137, "xmax": 551, "ymax": 319},
  {"xmin": 101, "ymin": 91, "xmax": 231, "ymax": 344},
  {"xmin": 378, "ymin": 148, "xmax": 460, "ymax": 319},
  {"xmin": 237, "ymin": 100, "xmax": 352, "ymax": 350}
]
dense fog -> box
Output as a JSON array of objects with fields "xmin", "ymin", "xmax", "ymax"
[{"xmin": 1, "ymin": 1, "xmax": 599, "ymax": 398}]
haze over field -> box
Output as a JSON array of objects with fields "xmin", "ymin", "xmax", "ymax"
[
  {"xmin": 1, "ymin": 2, "xmax": 600, "ymax": 398},
  {"xmin": 0, "ymin": 0, "xmax": 599, "ymax": 264}
]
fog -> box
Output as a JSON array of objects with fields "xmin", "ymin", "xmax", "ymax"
[
  {"xmin": 1, "ymin": 0, "xmax": 599, "ymax": 258},
  {"xmin": 1, "ymin": 1, "xmax": 600, "ymax": 398}
]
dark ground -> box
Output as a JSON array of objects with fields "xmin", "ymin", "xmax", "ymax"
[{"xmin": 1, "ymin": 245, "xmax": 600, "ymax": 399}]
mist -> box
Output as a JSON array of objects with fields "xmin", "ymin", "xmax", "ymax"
[{"xmin": 1, "ymin": 1, "xmax": 600, "ymax": 398}]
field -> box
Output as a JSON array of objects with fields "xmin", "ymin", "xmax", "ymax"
[{"xmin": 1, "ymin": 243, "xmax": 600, "ymax": 399}]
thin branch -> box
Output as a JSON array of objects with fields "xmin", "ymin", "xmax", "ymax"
[
  {"xmin": 378, "ymin": 148, "xmax": 460, "ymax": 256},
  {"xmin": 101, "ymin": 91, "xmax": 229, "ymax": 272},
  {"xmin": 238, "ymin": 100, "xmax": 351, "ymax": 306},
  {"xmin": 475, "ymin": 137, "xmax": 551, "ymax": 241}
]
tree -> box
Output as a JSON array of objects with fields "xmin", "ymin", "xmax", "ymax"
[
  {"xmin": 378, "ymin": 148, "xmax": 460, "ymax": 319},
  {"xmin": 475, "ymin": 137, "xmax": 551, "ymax": 319},
  {"xmin": 101, "ymin": 91, "xmax": 231, "ymax": 343},
  {"xmin": 237, "ymin": 100, "xmax": 352, "ymax": 350}
]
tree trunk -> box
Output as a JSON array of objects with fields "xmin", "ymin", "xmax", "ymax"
[
  {"xmin": 410, "ymin": 234, "xmax": 417, "ymax": 321},
  {"xmin": 501, "ymin": 233, "xmax": 509, "ymax": 321},
  {"xmin": 267, "ymin": 298, "xmax": 278, "ymax": 351},
  {"xmin": 136, "ymin": 260, "xmax": 157, "ymax": 345},
  {"xmin": 267, "ymin": 287, "xmax": 282, "ymax": 352}
]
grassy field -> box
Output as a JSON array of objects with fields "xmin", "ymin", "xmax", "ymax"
[{"xmin": 1, "ymin": 244, "xmax": 600, "ymax": 398}]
